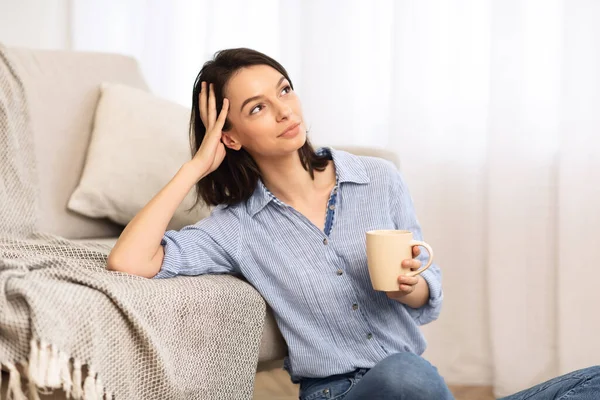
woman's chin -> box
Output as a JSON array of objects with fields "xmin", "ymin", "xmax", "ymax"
[{"xmin": 292, "ymin": 130, "xmax": 308, "ymax": 148}]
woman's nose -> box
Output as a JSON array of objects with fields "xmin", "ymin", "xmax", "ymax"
[{"xmin": 275, "ymin": 101, "xmax": 292, "ymax": 121}]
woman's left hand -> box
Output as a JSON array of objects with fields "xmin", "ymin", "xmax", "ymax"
[{"xmin": 386, "ymin": 246, "xmax": 421, "ymax": 300}]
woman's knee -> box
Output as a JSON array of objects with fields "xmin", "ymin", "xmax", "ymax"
[
  {"xmin": 366, "ymin": 353, "xmax": 452, "ymax": 399},
  {"xmin": 576, "ymin": 365, "xmax": 600, "ymax": 384},
  {"xmin": 581, "ymin": 365, "xmax": 600, "ymax": 376}
]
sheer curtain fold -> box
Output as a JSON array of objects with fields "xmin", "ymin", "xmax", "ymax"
[{"xmin": 71, "ymin": 0, "xmax": 600, "ymax": 396}]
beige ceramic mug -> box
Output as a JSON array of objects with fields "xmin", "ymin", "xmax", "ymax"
[{"xmin": 366, "ymin": 230, "xmax": 434, "ymax": 292}]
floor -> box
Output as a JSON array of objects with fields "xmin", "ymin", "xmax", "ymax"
[{"xmin": 253, "ymin": 367, "xmax": 495, "ymax": 400}]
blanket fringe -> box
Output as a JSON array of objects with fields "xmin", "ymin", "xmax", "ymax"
[
  {"xmin": 28, "ymin": 339, "xmax": 39, "ymax": 384},
  {"xmin": 47, "ymin": 344, "xmax": 61, "ymax": 388},
  {"xmin": 72, "ymin": 360, "xmax": 83, "ymax": 398},
  {"xmin": 4, "ymin": 362, "xmax": 28, "ymax": 400},
  {"xmin": 59, "ymin": 350, "xmax": 73, "ymax": 396},
  {"xmin": 95, "ymin": 375, "xmax": 105, "ymax": 399},
  {"xmin": 0, "ymin": 339, "xmax": 111, "ymax": 400},
  {"xmin": 79, "ymin": 364, "xmax": 109, "ymax": 400},
  {"xmin": 24, "ymin": 361, "xmax": 42, "ymax": 400},
  {"xmin": 38, "ymin": 340, "xmax": 49, "ymax": 385}
]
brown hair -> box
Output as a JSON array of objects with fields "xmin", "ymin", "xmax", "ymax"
[{"xmin": 190, "ymin": 48, "xmax": 329, "ymax": 207}]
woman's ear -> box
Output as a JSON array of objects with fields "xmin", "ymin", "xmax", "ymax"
[{"xmin": 222, "ymin": 132, "xmax": 242, "ymax": 150}]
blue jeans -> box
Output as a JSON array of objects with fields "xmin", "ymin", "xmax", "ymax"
[
  {"xmin": 298, "ymin": 353, "xmax": 600, "ymax": 400},
  {"xmin": 499, "ymin": 365, "xmax": 600, "ymax": 400},
  {"xmin": 298, "ymin": 353, "xmax": 454, "ymax": 400}
]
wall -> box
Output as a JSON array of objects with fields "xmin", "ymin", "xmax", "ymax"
[{"xmin": 0, "ymin": 0, "xmax": 70, "ymax": 49}]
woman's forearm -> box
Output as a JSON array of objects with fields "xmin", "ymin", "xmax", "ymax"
[{"xmin": 107, "ymin": 162, "xmax": 205, "ymax": 276}]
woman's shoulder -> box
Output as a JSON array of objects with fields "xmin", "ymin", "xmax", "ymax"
[
  {"xmin": 329, "ymin": 147, "xmax": 400, "ymax": 180},
  {"xmin": 190, "ymin": 202, "xmax": 243, "ymax": 233},
  {"xmin": 358, "ymin": 154, "xmax": 398, "ymax": 174}
]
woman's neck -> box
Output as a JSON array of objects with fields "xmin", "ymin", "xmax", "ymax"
[{"xmin": 256, "ymin": 151, "xmax": 333, "ymax": 206}]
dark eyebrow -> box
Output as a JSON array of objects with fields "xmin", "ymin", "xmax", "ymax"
[{"xmin": 240, "ymin": 76, "xmax": 287, "ymax": 112}]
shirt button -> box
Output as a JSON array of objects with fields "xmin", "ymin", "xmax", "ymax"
[
  {"xmin": 323, "ymin": 389, "xmax": 330, "ymax": 394},
  {"xmin": 328, "ymin": 204, "xmax": 335, "ymax": 210},
  {"xmin": 352, "ymin": 303, "xmax": 359, "ymax": 310},
  {"xmin": 367, "ymin": 333, "xmax": 373, "ymax": 340},
  {"xmin": 323, "ymin": 238, "xmax": 328, "ymax": 245},
  {"xmin": 336, "ymin": 269, "xmax": 343, "ymax": 276}
]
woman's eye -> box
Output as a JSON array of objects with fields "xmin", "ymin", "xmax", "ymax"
[
  {"xmin": 281, "ymin": 85, "xmax": 292, "ymax": 95},
  {"xmin": 250, "ymin": 104, "xmax": 264, "ymax": 115}
]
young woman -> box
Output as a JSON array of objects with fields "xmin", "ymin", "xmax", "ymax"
[{"xmin": 108, "ymin": 48, "xmax": 600, "ymax": 400}]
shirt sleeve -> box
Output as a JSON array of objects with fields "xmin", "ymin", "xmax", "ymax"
[
  {"xmin": 153, "ymin": 207, "xmax": 241, "ymax": 279},
  {"xmin": 388, "ymin": 163, "xmax": 443, "ymax": 325}
]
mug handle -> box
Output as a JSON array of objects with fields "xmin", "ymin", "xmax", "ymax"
[{"xmin": 405, "ymin": 240, "xmax": 434, "ymax": 277}]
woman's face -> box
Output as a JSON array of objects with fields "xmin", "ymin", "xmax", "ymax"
[{"xmin": 222, "ymin": 65, "xmax": 306, "ymax": 159}]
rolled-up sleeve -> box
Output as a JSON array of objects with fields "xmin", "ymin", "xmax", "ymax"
[
  {"xmin": 153, "ymin": 208, "xmax": 241, "ymax": 279},
  {"xmin": 388, "ymin": 163, "xmax": 443, "ymax": 325}
]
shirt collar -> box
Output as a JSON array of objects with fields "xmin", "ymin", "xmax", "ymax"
[
  {"xmin": 246, "ymin": 147, "xmax": 370, "ymax": 217},
  {"xmin": 328, "ymin": 147, "xmax": 370, "ymax": 185},
  {"xmin": 245, "ymin": 180, "xmax": 272, "ymax": 217}
]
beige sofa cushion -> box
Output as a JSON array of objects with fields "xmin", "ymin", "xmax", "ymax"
[
  {"xmin": 7, "ymin": 47, "xmax": 149, "ymax": 239},
  {"xmin": 68, "ymin": 83, "xmax": 212, "ymax": 231}
]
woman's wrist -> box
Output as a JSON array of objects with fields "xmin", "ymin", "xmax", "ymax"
[
  {"xmin": 179, "ymin": 160, "xmax": 210, "ymax": 185},
  {"xmin": 396, "ymin": 276, "xmax": 430, "ymax": 308}
]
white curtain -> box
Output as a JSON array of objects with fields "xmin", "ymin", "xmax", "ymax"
[{"xmin": 71, "ymin": 0, "xmax": 600, "ymax": 396}]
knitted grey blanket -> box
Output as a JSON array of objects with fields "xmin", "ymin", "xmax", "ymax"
[{"xmin": 0, "ymin": 44, "xmax": 265, "ymax": 400}]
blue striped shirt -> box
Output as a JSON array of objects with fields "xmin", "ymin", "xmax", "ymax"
[{"xmin": 154, "ymin": 148, "xmax": 443, "ymax": 382}]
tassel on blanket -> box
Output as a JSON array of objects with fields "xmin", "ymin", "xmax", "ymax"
[
  {"xmin": 28, "ymin": 339, "xmax": 40, "ymax": 384},
  {"xmin": 27, "ymin": 379, "xmax": 42, "ymax": 400},
  {"xmin": 28, "ymin": 340, "xmax": 64, "ymax": 388},
  {"xmin": 83, "ymin": 369, "xmax": 98, "ymax": 400},
  {"xmin": 95, "ymin": 374, "xmax": 104, "ymax": 399},
  {"xmin": 21, "ymin": 340, "xmax": 109, "ymax": 400},
  {"xmin": 38, "ymin": 340, "xmax": 49, "ymax": 384},
  {"xmin": 72, "ymin": 360, "xmax": 83, "ymax": 399},
  {"xmin": 59, "ymin": 351, "xmax": 73, "ymax": 396},
  {"xmin": 24, "ymin": 362, "xmax": 42, "ymax": 400},
  {"xmin": 46, "ymin": 344, "xmax": 61, "ymax": 388},
  {"xmin": 4, "ymin": 362, "xmax": 28, "ymax": 400}
]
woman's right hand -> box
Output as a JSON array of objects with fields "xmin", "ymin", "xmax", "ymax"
[
  {"xmin": 190, "ymin": 82, "xmax": 229, "ymax": 180},
  {"xmin": 108, "ymin": 82, "xmax": 229, "ymax": 277}
]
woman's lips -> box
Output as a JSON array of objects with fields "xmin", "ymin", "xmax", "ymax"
[{"xmin": 279, "ymin": 122, "xmax": 301, "ymax": 138}]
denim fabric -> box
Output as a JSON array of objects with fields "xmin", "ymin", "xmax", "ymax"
[
  {"xmin": 498, "ymin": 366, "xmax": 600, "ymax": 400},
  {"xmin": 323, "ymin": 184, "xmax": 338, "ymax": 237},
  {"xmin": 300, "ymin": 355, "xmax": 600, "ymax": 400},
  {"xmin": 299, "ymin": 353, "xmax": 454, "ymax": 400}
]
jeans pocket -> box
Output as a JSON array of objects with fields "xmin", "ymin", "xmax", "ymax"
[{"xmin": 301, "ymin": 378, "xmax": 354, "ymax": 400}]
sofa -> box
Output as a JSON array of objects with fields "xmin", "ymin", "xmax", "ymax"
[{"xmin": 0, "ymin": 45, "xmax": 399, "ymax": 399}]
